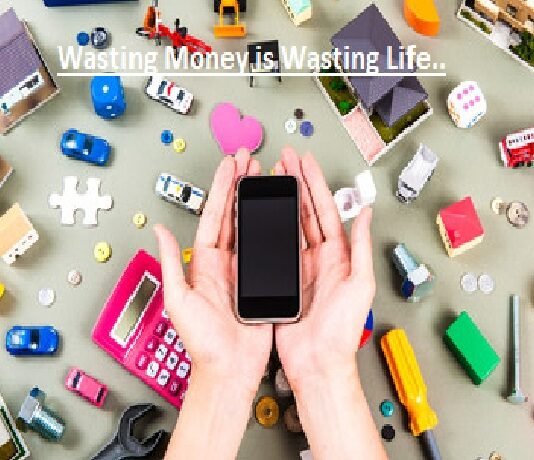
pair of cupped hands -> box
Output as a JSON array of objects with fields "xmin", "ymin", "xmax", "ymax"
[{"xmin": 154, "ymin": 147, "xmax": 375, "ymax": 396}]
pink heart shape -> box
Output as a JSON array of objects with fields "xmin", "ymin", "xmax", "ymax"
[{"xmin": 210, "ymin": 102, "xmax": 264, "ymax": 155}]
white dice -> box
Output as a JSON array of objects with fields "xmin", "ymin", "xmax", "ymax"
[{"xmin": 447, "ymin": 81, "xmax": 486, "ymax": 129}]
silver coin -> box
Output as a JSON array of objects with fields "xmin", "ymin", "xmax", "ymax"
[
  {"xmin": 461, "ymin": 273, "xmax": 478, "ymax": 293},
  {"xmin": 38, "ymin": 288, "xmax": 55, "ymax": 307},
  {"xmin": 67, "ymin": 269, "xmax": 82, "ymax": 286},
  {"xmin": 506, "ymin": 202, "xmax": 529, "ymax": 228},
  {"xmin": 490, "ymin": 197, "xmax": 505, "ymax": 215},
  {"xmin": 478, "ymin": 274, "xmax": 495, "ymax": 294}
]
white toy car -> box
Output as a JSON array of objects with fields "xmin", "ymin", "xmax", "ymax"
[
  {"xmin": 144, "ymin": 76, "xmax": 194, "ymax": 115},
  {"xmin": 396, "ymin": 144, "xmax": 438, "ymax": 203},
  {"xmin": 334, "ymin": 170, "xmax": 376, "ymax": 222},
  {"xmin": 155, "ymin": 173, "xmax": 206, "ymax": 215}
]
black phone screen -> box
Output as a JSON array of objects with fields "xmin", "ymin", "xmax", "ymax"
[{"xmin": 237, "ymin": 176, "xmax": 300, "ymax": 320}]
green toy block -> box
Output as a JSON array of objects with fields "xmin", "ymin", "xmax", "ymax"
[{"xmin": 444, "ymin": 311, "xmax": 500, "ymax": 385}]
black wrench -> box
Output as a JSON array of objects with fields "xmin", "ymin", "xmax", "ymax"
[{"xmin": 91, "ymin": 404, "xmax": 167, "ymax": 460}]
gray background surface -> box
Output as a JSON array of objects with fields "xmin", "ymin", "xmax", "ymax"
[{"xmin": 0, "ymin": 0, "xmax": 533, "ymax": 459}]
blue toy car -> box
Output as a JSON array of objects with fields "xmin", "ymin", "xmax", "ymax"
[
  {"xmin": 60, "ymin": 129, "xmax": 110, "ymax": 166},
  {"xmin": 90, "ymin": 76, "xmax": 126, "ymax": 120},
  {"xmin": 6, "ymin": 326, "xmax": 59, "ymax": 356}
]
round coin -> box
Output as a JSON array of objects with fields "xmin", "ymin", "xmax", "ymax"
[
  {"xmin": 38, "ymin": 288, "xmax": 56, "ymax": 307},
  {"xmin": 491, "ymin": 197, "xmax": 505, "ymax": 215},
  {"xmin": 461, "ymin": 272, "xmax": 478, "ymax": 293},
  {"xmin": 506, "ymin": 201, "xmax": 529, "ymax": 228},
  {"xmin": 284, "ymin": 118, "xmax": 297, "ymax": 134},
  {"xmin": 133, "ymin": 213, "xmax": 147, "ymax": 229},
  {"xmin": 478, "ymin": 273, "xmax": 495, "ymax": 294},
  {"xmin": 254, "ymin": 396, "xmax": 280, "ymax": 428},
  {"xmin": 67, "ymin": 270, "xmax": 82, "ymax": 286},
  {"xmin": 94, "ymin": 242, "xmax": 112, "ymax": 263}
]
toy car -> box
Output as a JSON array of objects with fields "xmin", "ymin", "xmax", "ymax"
[
  {"xmin": 90, "ymin": 75, "xmax": 126, "ymax": 119},
  {"xmin": 144, "ymin": 76, "xmax": 194, "ymax": 115},
  {"xmin": 6, "ymin": 326, "xmax": 59, "ymax": 356},
  {"xmin": 396, "ymin": 144, "xmax": 439, "ymax": 203},
  {"xmin": 60, "ymin": 129, "xmax": 111, "ymax": 166},
  {"xmin": 65, "ymin": 367, "xmax": 108, "ymax": 407},
  {"xmin": 499, "ymin": 127, "xmax": 534, "ymax": 168},
  {"xmin": 155, "ymin": 173, "xmax": 207, "ymax": 215}
]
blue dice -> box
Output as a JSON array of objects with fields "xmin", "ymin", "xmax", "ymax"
[{"xmin": 90, "ymin": 76, "xmax": 126, "ymax": 120}]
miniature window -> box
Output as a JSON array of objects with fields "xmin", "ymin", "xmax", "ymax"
[{"xmin": 506, "ymin": 5, "xmax": 518, "ymax": 18}]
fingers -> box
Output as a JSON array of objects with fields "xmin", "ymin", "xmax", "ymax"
[
  {"xmin": 218, "ymin": 149, "xmax": 251, "ymax": 250},
  {"xmin": 273, "ymin": 160, "xmax": 286, "ymax": 175},
  {"xmin": 350, "ymin": 207, "xmax": 374, "ymax": 280},
  {"xmin": 247, "ymin": 158, "xmax": 261, "ymax": 176},
  {"xmin": 301, "ymin": 154, "xmax": 344, "ymax": 241},
  {"xmin": 195, "ymin": 156, "xmax": 236, "ymax": 248},
  {"xmin": 281, "ymin": 147, "xmax": 323, "ymax": 248},
  {"xmin": 154, "ymin": 224, "xmax": 189, "ymax": 303}
]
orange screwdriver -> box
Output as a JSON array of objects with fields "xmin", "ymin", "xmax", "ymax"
[{"xmin": 381, "ymin": 329, "xmax": 442, "ymax": 460}]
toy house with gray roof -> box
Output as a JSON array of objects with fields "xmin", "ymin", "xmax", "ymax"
[{"xmin": 0, "ymin": 8, "xmax": 59, "ymax": 134}]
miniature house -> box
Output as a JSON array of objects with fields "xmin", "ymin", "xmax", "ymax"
[
  {"xmin": 281, "ymin": 0, "xmax": 312, "ymax": 26},
  {"xmin": 0, "ymin": 203, "xmax": 39, "ymax": 264},
  {"xmin": 472, "ymin": 0, "xmax": 534, "ymax": 33},
  {"xmin": 315, "ymin": 4, "xmax": 432, "ymax": 165},
  {"xmin": 437, "ymin": 196, "xmax": 484, "ymax": 257},
  {"xmin": 0, "ymin": 155, "xmax": 13, "ymax": 189},
  {"xmin": 0, "ymin": 8, "xmax": 59, "ymax": 134}
]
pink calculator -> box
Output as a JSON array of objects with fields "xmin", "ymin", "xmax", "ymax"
[{"xmin": 92, "ymin": 250, "xmax": 190, "ymax": 409}]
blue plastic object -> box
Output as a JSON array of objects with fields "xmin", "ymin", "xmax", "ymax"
[
  {"xmin": 161, "ymin": 130, "xmax": 174, "ymax": 145},
  {"xmin": 60, "ymin": 128, "xmax": 111, "ymax": 166},
  {"xmin": 90, "ymin": 76, "xmax": 126, "ymax": 120},
  {"xmin": 76, "ymin": 32, "xmax": 90, "ymax": 46},
  {"xmin": 379, "ymin": 400, "xmax": 395, "ymax": 417},
  {"xmin": 6, "ymin": 326, "xmax": 59, "ymax": 356},
  {"xmin": 300, "ymin": 120, "xmax": 314, "ymax": 137}
]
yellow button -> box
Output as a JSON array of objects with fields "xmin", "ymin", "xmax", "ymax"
[
  {"xmin": 0, "ymin": 283, "xmax": 5, "ymax": 300},
  {"xmin": 133, "ymin": 212, "xmax": 147, "ymax": 229},
  {"xmin": 182, "ymin": 248, "xmax": 193, "ymax": 264},
  {"xmin": 173, "ymin": 138, "xmax": 186, "ymax": 153},
  {"xmin": 94, "ymin": 242, "xmax": 112, "ymax": 263}
]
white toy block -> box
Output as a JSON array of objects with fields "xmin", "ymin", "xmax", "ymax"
[
  {"xmin": 49, "ymin": 176, "xmax": 112, "ymax": 226},
  {"xmin": 334, "ymin": 170, "xmax": 376, "ymax": 223},
  {"xmin": 447, "ymin": 81, "xmax": 486, "ymax": 128}
]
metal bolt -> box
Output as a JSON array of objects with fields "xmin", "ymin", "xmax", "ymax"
[
  {"xmin": 17, "ymin": 387, "xmax": 65, "ymax": 441},
  {"xmin": 507, "ymin": 295, "xmax": 528, "ymax": 404},
  {"xmin": 392, "ymin": 244, "xmax": 434, "ymax": 302}
]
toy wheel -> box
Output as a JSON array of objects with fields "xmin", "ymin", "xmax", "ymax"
[
  {"xmin": 239, "ymin": 0, "xmax": 246, "ymax": 12},
  {"xmin": 518, "ymin": 161, "xmax": 525, "ymax": 167},
  {"xmin": 214, "ymin": 0, "xmax": 221, "ymax": 13},
  {"xmin": 527, "ymin": 161, "xmax": 533, "ymax": 167}
]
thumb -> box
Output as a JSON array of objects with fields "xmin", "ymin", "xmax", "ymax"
[
  {"xmin": 350, "ymin": 207, "xmax": 374, "ymax": 280},
  {"xmin": 154, "ymin": 224, "xmax": 188, "ymax": 304}
]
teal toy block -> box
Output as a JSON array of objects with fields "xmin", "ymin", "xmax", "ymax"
[{"xmin": 444, "ymin": 311, "xmax": 500, "ymax": 385}]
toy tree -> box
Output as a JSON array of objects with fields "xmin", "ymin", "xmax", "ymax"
[{"xmin": 510, "ymin": 31, "xmax": 534, "ymax": 66}]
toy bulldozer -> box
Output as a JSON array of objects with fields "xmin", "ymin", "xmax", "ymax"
[{"xmin": 214, "ymin": 0, "xmax": 246, "ymax": 37}]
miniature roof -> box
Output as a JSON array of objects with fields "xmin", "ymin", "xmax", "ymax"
[
  {"xmin": 374, "ymin": 76, "xmax": 428, "ymax": 127},
  {"xmin": 0, "ymin": 8, "xmax": 41, "ymax": 97},
  {"xmin": 331, "ymin": 4, "xmax": 416, "ymax": 108},
  {"xmin": 439, "ymin": 197, "xmax": 484, "ymax": 249}
]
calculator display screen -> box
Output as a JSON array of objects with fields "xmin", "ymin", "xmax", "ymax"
[{"xmin": 112, "ymin": 275, "xmax": 158, "ymax": 345}]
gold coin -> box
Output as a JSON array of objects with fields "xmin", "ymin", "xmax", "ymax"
[
  {"xmin": 94, "ymin": 242, "xmax": 112, "ymax": 263},
  {"xmin": 133, "ymin": 213, "xmax": 147, "ymax": 229},
  {"xmin": 173, "ymin": 138, "xmax": 186, "ymax": 153}
]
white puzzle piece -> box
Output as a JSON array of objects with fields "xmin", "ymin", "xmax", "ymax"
[{"xmin": 49, "ymin": 176, "xmax": 112, "ymax": 226}]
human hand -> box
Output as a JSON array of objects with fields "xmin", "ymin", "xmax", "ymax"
[
  {"xmin": 273, "ymin": 147, "xmax": 375, "ymax": 389},
  {"xmin": 154, "ymin": 149, "xmax": 273, "ymax": 391}
]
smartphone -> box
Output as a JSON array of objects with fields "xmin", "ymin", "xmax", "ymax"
[{"xmin": 236, "ymin": 176, "xmax": 301, "ymax": 323}]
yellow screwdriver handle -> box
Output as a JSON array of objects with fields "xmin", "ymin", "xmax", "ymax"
[{"xmin": 381, "ymin": 329, "xmax": 438, "ymax": 436}]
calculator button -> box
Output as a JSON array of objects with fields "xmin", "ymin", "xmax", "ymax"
[
  {"xmin": 161, "ymin": 309, "xmax": 169, "ymax": 319},
  {"xmin": 154, "ymin": 321, "xmax": 167, "ymax": 337},
  {"xmin": 145, "ymin": 337, "xmax": 158, "ymax": 352},
  {"xmin": 177, "ymin": 361, "xmax": 190, "ymax": 378},
  {"xmin": 146, "ymin": 361, "xmax": 159, "ymax": 378},
  {"xmin": 155, "ymin": 344, "xmax": 168, "ymax": 362},
  {"xmin": 174, "ymin": 339, "xmax": 185, "ymax": 353},
  {"xmin": 164, "ymin": 328, "xmax": 177, "ymax": 345},
  {"xmin": 167, "ymin": 352, "xmax": 179, "ymax": 370},
  {"xmin": 157, "ymin": 369, "xmax": 170, "ymax": 387},
  {"xmin": 168, "ymin": 378, "xmax": 181, "ymax": 396},
  {"xmin": 136, "ymin": 353, "xmax": 149, "ymax": 370}
]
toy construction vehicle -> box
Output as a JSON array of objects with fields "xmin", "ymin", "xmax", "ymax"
[
  {"xmin": 214, "ymin": 0, "xmax": 246, "ymax": 37},
  {"xmin": 136, "ymin": 0, "xmax": 212, "ymax": 56}
]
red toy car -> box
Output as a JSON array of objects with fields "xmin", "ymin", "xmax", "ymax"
[
  {"xmin": 65, "ymin": 367, "xmax": 108, "ymax": 408},
  {"xmin": 499, "ymin": 127, "xmax": 534, "ymax": 168}
]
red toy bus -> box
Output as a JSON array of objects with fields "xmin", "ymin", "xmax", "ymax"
[{"xmin": 499, "ymin": 127, "xmax": 534, "ymax": 168}]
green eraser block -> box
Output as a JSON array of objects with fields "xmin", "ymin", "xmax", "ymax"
[{"xmin": 444, "ymin": 311, "xmax": 500, "ymax": 385}]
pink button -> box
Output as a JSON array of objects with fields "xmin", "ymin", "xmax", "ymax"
[
  {"xmin": 136, "ymin": 353, "xmax": 149, "ymax": 370},
  {"xmin": 154, "ymin": 321, "xmax": 167, "ymax": 337},
  {"xmin": 145, "ymin": 337, "xmax": 158, "ymax": 352}
]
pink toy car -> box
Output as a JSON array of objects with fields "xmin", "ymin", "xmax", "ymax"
[{"xmin": 65, "ymin": 367, "xmax": 108, "ymax": 407}]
